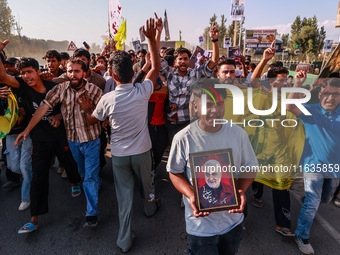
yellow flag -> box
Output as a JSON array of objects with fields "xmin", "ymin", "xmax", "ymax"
[
  {"xmin": 0, "ymin": 92, "xmax": 19, "ymax": 139},
  {"xmin": 223, "ymin": 87, "xmax": 305, "ymax": 190},
  {"xmin": 114, "ymin": 19, "xmax": 126, "ymax": 50}
]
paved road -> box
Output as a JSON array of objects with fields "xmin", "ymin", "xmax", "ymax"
[{"xmin": 0, "ymin": 150, "xmax": 339, "ymax": 255}]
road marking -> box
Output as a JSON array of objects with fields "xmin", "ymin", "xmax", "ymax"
[{"xmin": 291, "ymin": 191, "xmax": 340, "ymax": 245}]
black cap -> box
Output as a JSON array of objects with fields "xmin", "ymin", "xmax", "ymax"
[{"xmin": 5, "ymin": 57, "xmax": 19, "ymax": 64}]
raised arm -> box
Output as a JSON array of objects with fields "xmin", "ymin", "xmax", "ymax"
[
  {"xmin": 251, "ymin": 41, "xmax": 276, "ymax": 88},
  {"xmin": 154, "ymin": 13, "xmax": 163, "ymax": 54},
  {"xmin": 0, "ymin": 40, "xmax": 20, "ymax": 88},
  {"xmin": 143, "ymin": 17, "xmax": 161, "ymax": 88},
  {"xmin": 286, "ymin": 70, "xmax": 307, "ymax": 117},
  {"xmin": 207, "ymin": 22, "xmax": 219, "ymax": 70}
]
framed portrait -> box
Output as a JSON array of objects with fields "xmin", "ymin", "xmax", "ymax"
[{"xmin": 189, "ymin": 149, "xmax": 239, "ymax": 212}]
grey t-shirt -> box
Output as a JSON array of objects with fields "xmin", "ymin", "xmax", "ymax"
[
  {"xmin": 167, "ymin": 121, "xmax": 258, "ymax": 237},
  {"xmin": 93, "ymin": 79, "xmax": 153, "ymax": 157}
]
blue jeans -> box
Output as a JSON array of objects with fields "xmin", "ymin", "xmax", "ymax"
[
  {"xmin": 68, "ymin": 138, "xmax": 100, "ymax": 216},
  {"xmin": 5, "ymin": 134, "xmax": 32, "ymax": 202},
  {"xmin": 295, "ymin": 172, "xmax": 339, "ymax": 239},
  {"xmin": 187, "ymin": 221, "xmax": 244, "ymax": 255}
]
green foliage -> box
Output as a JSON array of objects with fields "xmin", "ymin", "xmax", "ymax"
[
  {"xmin": 0, "ymin": 0, "xmax": 14, "ymax": 39},
  {"xmin": 281, "ymin": 34, "xmax": 289, "ymax": 47},
  {"xmin": 289, "ymin": 15, "xmax": 326, "ymax": 56},
  {"xmin": 202, "ymin": 14, "xmax": 228, "ymax": 51}
]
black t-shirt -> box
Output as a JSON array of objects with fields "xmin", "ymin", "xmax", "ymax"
[{"xmin": 15, "ymin": 77, "xmax": 65, "ymax": 141}]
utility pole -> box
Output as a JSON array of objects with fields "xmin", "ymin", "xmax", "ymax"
[
  {"xmin": 233, "ymin": 21, "xmax": 237, "ymax": 46},
  {"xmin": 15, "ymin": 22, "xmax": 23, "ymax": 42}
]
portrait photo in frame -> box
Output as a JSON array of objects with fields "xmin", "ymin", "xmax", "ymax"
[{"xmin": 189, "ymin": 149, "xmax": 239, "ymax": 212}]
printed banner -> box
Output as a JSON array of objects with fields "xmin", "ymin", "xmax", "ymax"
[
  {"xmin": 198, "ymin": 36, "xmax": 204, "ymax": 44},
  {"xmin": 323, "ymin": 39, "xmax": 334, "ymax": 53},
  {"xmin": 189, "ymin": 46, "xmax": 206, "ymax": 69},
  {"xmin": 228, "ymin": 46, "xmax": 241, "ymax": 64},
  {"xmin": 108, "ymin": 0, "xmax": 122, "ymax": 36},
  {"xmin": 132, "ymin": 40, "xmax": 141, "ymax": 51},
  {"xmin": 139, "ymin": 26, "xmax": 146, "ymax": 42},
  {"xmin": 230, "ymin": 0, "xmax": 245, "ymax": 21},
  {"xmin": 223, "ymin": 37, "xmax": 232, "ymax": 48},
  {"xmin": 245, "ymin": 29, "xmax": 276, "ymax": 48}
]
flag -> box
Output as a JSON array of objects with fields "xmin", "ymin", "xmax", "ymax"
[
  {"xmin": 115, "ymin": 18, "xmax": 126, "ymax": 50},
  {"xmin": 223, "ymin": 88, "xmax": 305, "ymax": 190},
  {"xmin": 108, "ymin": 0, "xmax": 122, "ymax": 36},
  {"xmin": 164, "ymin": 10, "xmax": 170, "ymax": 41},
  {"xmin": 139, "ymin": 26, "xmax": 145, "ymax": 42},
  {"xmin": 0, "ymin": 92, "xmax": 19, "ymax": 139}
]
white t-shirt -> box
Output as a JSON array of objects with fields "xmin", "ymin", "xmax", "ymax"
[
  {"xmin": 93, "ymin": 80, "xmax": 153, "ymax": 157},
  {"xmin": 167, "ymin": 121, "xmax": 258, "ymax": 237}
]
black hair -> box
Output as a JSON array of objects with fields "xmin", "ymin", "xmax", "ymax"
[
  {"xmin": 16, "ymin": 57, "xmax": 40, "ymax": 71},
  {"xmin": 267, "ymin": 66, "xmax": 289, "ymax": 79},
  {"xmin": 110, "ymin": 50, "xmax": 134, "ymax": 83},
  {"xmin": 73, "ymin": 48, "xmax": 90, "ymax": 60},
  {"xmin": 174, "ymin": 47, "xmax": 192, "ymax": 59},
  {"xmin": 321, "ymin": 78, "xmax": 340, "ymax": 88},
  {"xmin": 164, "ymin": 47, "xmax": 175, "ymax": 56},
  {"xmin": 217, "ymin": 58, "xmax": 236, "ymax": 70},
  {"xmin": 60, "ymin": 52, "xmax": 70, "ymax": 60},
  {"xmin": 67, "ymin": 57, "xmax": 87, "ymax": 72},
  {"xmin": 164, "ymin": 55, "xmax": 175, "ymax": 67},
  {"xmin": 137, "ymin": 49, "xmax": 147, "ymax": 56},
  {"xmin": 44, "ymin": 50, "xmax": 61, "ymax": 61}
]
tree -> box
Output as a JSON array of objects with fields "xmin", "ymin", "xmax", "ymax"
[
  {"xmin": 0, "ymin": 0, "xmax": 15, "ymax": 39},
  {"xmin": 289, "ymin": 15, "xmax": 326, "ymax": 56},
  {"xmin": 202, "ymin": 14, "xmax": 227, "ymax": 50},
  {"xmin": 281, "ymin": 34, "xmax": 289, "ymax": 47}
]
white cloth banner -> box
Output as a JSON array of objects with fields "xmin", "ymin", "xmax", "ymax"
[{"xmin": 108, "ymin": 0, "xmax": 122, "ymax": 36}]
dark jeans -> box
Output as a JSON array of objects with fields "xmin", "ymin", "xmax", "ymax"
[
  {"xmin": 252, "ymin": 182, "xmax": 291, "ymax": 228},
  {"xmin": 187, "ymin": 221, "xmax": 244, "ymax": 255},
  {"xmin": 30, "ymin": 138, "xmax": 80, "ymax": 216},
  {"xmin": 148, "ymin": 124, "xmax": 168, "ymax": 169},
  {"xmin": 166, "ymin": 120, "xmax": 190, "ymax": 146}
]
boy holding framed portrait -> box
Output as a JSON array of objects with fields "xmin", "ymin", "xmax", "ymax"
[{"xmin": 167, "ymin": 80, "xmax": 258, "ymax": 255}]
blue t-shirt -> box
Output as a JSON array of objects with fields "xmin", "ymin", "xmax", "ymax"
[{"xmin": 298, "ymin": 103, "xmax": 340, "ymax": 177}]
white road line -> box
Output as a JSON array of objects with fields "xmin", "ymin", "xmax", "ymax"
[{"xmin": 291, "ymin": 191, "xmax": 340, "ymax": 245}]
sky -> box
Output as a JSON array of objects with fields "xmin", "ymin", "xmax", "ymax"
[{"xmin": 6, "ymin": 0, "xmax": 340, "ymax": 50}]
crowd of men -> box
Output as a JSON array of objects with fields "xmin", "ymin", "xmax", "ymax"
[{"xmin": 0, "ymin": 14, "xmax": 339, "ymax": 255}]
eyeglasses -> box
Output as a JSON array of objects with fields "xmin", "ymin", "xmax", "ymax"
[{"xmin": 321, "ymin": 92, "xmax": 340, "ymax": 97}]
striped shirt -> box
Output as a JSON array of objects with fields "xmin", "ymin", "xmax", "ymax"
[
  {"xmin": 160, "ymin": 61, "xmax": 213, "ymax": 122},
  {"xmin": 43, "ymin": 81, "xmax": 103, "ymax": 143}
]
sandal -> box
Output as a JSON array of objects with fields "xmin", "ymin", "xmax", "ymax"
[
  {"xmin": 71, "ymin": 185, "xmax": 81, "ymax": 197},
  {"xmin": 252, "ymin": 196, "xmax": 263, "ymax": 208},
  {"xmin": 18, "ymin": 222, "xmax": 38, "ymax": 234},
  {"xmin": 275, "ymin": 226, "xmax": 295, "ymax": 237}
]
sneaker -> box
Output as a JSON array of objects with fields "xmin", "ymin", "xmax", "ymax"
[
  {"xmin": 294, "ymin": 236, "xmax": 314, "ymax": 255},
  {"xmin": 18, "ymin": 201, "xmax": 31, "ymax": 211},
  {"xmin": 83, "ymin": 216, "xmax": 98, "ymax": 229},
  {"xmin": 3, "ymin": 181, "xmax": 20, "ymax": 189},
  {"xmin": 61, "ymin": 170, "xmax": 68, "ymax": 179},
  {"xmin": 332, "ymin": 197, "xmax": 340, "ymax": 208}
]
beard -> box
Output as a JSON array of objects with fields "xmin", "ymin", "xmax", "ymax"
[{"xmin": 70, "ymin": 78, "xmax": 84, "ymax": 88}]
